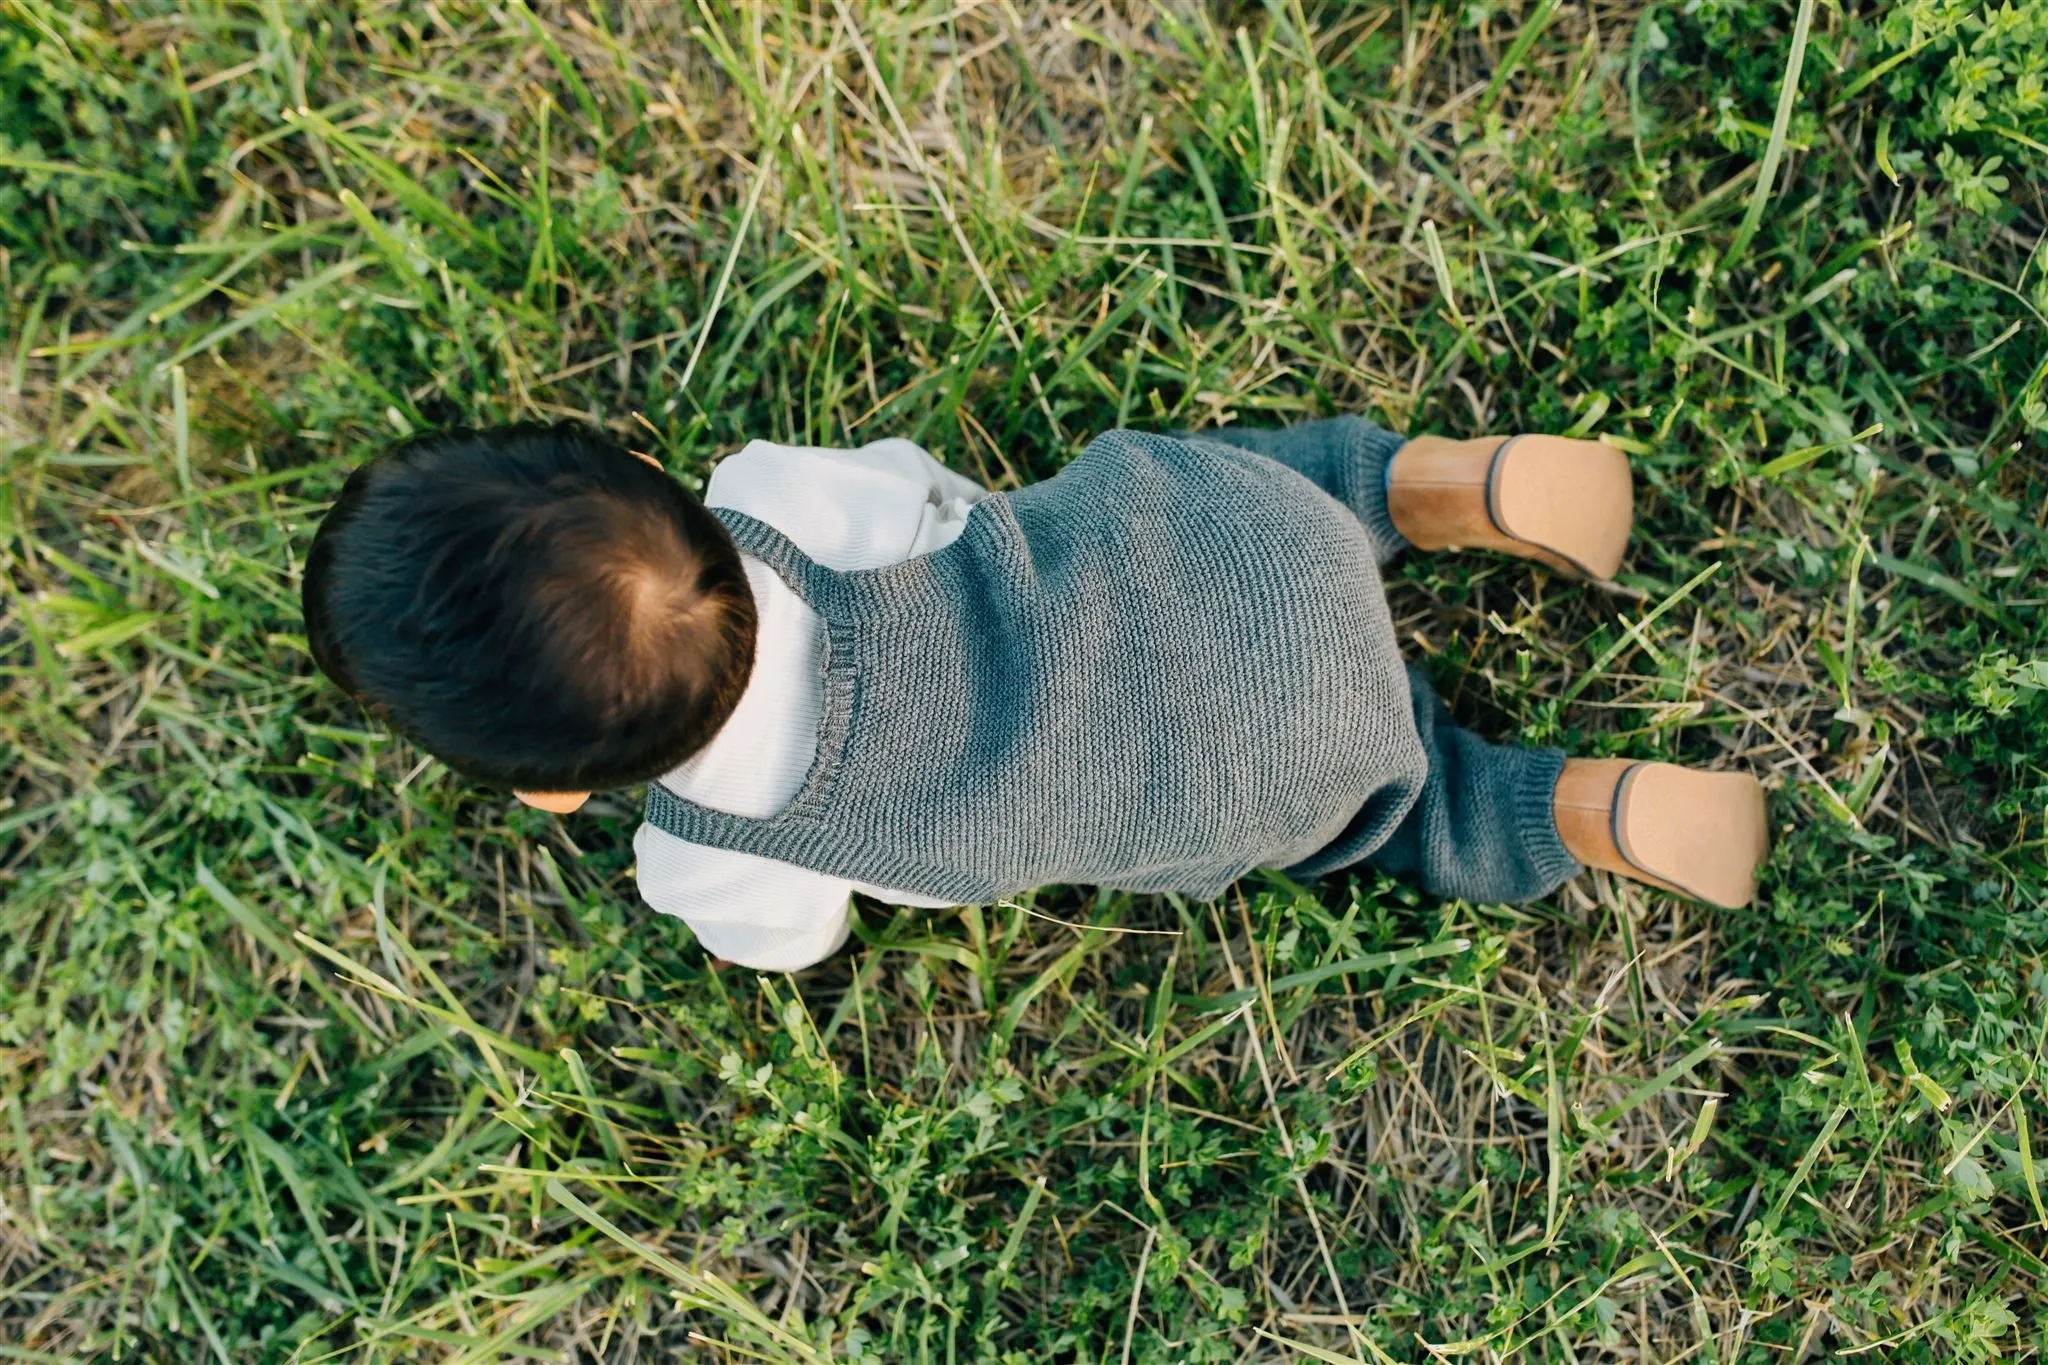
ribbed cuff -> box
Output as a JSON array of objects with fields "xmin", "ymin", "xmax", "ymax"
[
  {"xmin": 1349, "ymin": 420, "xmax": 1411, "ymax": 563},
  {"xmin": 1516, "ymin": 745, "xmax": 1583, "ymax": 898}
]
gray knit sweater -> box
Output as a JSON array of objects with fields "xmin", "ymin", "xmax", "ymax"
[{"xmin": 642, "ymin": 429, "xmax": 1431, "ymax": 903}]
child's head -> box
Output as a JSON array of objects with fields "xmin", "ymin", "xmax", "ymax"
[{"xmin": 303, "ymin": 422, "xmax": 756, "ymax": 797}]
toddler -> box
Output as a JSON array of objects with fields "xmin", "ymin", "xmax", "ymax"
[{"xmin": 303, "ymin": 418, "xmax": 1766, "ymax": 970}]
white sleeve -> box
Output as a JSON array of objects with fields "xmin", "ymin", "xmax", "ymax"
[
  {"xmin": 706, "ymin": 438, "xmax": 987, "ymax": 571},
  {"xmin": 634, "ymin": 823, "xmax": 854, "ymax": 972},
  {"xmin": 833, "ymin": 437, "xmax": 992, "ymax": 506}
]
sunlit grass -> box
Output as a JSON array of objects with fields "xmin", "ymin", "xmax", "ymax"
[{"xmin": 2, "ymin": 1, "xmax": 2045, "ymax": 1360}]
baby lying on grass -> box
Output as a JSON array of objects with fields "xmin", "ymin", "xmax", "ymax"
[{"xmin": 302, "ymin": 418, "xmax": 1766, "ymax": 970}]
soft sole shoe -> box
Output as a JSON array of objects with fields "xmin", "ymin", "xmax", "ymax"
[
  {"xmin": 1553, "ymin": 758, "xmax": 1767, "ymax": 909},
  {"xmin": 1387, "ymin": 433, "xmax": 1634, "ymax": 579}
]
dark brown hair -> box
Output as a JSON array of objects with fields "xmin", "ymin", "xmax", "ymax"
[{"xmin": 302, "ymin": 422, "xmax": 756, "ymax": 791}]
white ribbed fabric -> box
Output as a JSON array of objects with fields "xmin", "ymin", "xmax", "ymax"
[{"xmin": 632, "ymin": 438, "xmax": 987, "ymax": 971}]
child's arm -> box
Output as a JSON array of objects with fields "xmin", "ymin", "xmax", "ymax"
[
  {"xmin": 827, "ymin": 437, "xmax": 989, "ymax": 507},
  {"xmin": 634, "ymin": 825, "xmax": 854, "ymax": 972},
  {"xmin": 705, "ymin": 437, "xmax": 987, "ymax": 571}
]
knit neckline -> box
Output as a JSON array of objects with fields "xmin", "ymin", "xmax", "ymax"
[{"xmin": 665, "ymin": 508, "xmax": 854, "ymax": 827}]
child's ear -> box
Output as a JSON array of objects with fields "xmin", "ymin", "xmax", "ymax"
[{"xmin": 515, "ymin": 790, "xmax": 590, "ymax": 814}]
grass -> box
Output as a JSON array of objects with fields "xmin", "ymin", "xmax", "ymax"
[{"xmin": 2, "ymin": 0, "xmax": 2046, "ymax": 1359}]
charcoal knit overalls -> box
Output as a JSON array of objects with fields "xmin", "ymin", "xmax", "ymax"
[{"xmin": 643, "ymin": 419, "xmax": 1580, "ymax": 905}]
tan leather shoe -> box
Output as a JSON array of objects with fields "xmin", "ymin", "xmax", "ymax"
[
  {"xmin": 1388, "ymin": 434, "xmax": 1634, "ymax": 579},
  {"xmin": 1554, "ymin": 758, "xmax": 1767, "ymax": 908}
]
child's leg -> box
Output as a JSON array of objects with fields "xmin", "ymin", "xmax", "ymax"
[
  {"xmin": 1185, "ymin": 417, "xmax": 1409, "ymax": 565},
  {"xmin": 1358, "ymin": 666, "xmax": 1583, "ymax": 904},
  {"xmin": 1355, "ymin": 670, "xmax": 1767, "ymax": 908},
  {"xmin": 1192, "ymin": 418, "xmax": 1634, "ymax": 580}
]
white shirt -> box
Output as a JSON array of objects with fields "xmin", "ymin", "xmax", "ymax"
[{"xmin": 633, "ymin": 438, "xmax": 991, "ymax": 971}]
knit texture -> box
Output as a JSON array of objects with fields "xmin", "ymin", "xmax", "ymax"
[
  {"xmin": 642, "ymin": 423, "xmax": 1581, "ymax": 906},
  {"xmin": 1290, "ymin": 666, "xmax": 1580, "ymax": 900},
  {"xmin": 1179, "ymin": 417, "xmax": 1410, "ymax": 566}
]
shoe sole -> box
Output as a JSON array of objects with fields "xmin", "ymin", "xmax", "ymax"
[
  {"xmin": 1486, "ymin": 435, "xmax": 1634, "ymax": 580},
  {"xmin": 1611, "ymin": 763, "xmax": 1768, "ymax": 909}
]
